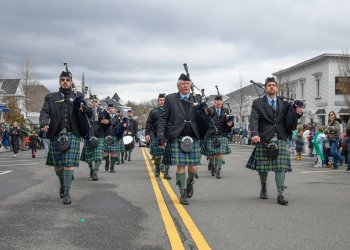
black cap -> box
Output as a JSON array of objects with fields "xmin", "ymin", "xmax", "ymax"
[
  {"xmin": 117, "ymin": 110, "xmax": 121, "ymax": 113},
  {"xmin": 90, "ymin": 95, "xmax": 98, "ymax": 100},
  {"xmin": 158, "ymin": 93, "xmax": 166, "ymax": 99},
  {"xmin": 108, "ymin": 103, "xmax": 115, "ymax": 108},
  {"xmin": 60, "ymin": 71, "xmax": 72, "ymax": 79},
  {"xmin": 214, "ymin": 95, "xmax": 223, "ymax": 100},
  {"xmin": 264, "ymin": 77, "xmax": 277, "ymax": 86},
  {"xmin": 127, "ymin": 110, "xmax": 132, "ymax": 113},
  {"xmin": 178, "ymin": 73, "xmax": 191, "ymax": 81}
]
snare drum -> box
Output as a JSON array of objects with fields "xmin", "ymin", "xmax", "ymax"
[{"xmin": 123, "ymin": 135, "xmax": 135, "ymax": 150}]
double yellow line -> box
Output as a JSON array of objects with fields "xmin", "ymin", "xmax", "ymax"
[{"xmin": 141, "ymin": 147, "xmax": 211, "ymax": 250}]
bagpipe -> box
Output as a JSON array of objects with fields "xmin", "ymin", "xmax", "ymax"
[{"xmin": 250, "ymin": 79, "xmax": 304, "ymax": 108}]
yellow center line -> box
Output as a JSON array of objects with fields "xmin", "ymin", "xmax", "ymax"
[
  {"xmin": 144, "ymin": 148, "xmax": 211, "ymax": 250},
  {"xmin": 141, "ymin": 147, "xmax": 184, "ymax": 250}
]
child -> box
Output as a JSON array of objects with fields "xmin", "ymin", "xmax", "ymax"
[
  {"xmin": 29, "ymin": 131, "xmax": 39, "ymax": 158},
  {"xmin": 295, "ymin": 133, "xmax": 304, "ymax": 160},
  {"xmin": 312, "ymin": 125, "xmax": 326, "ymax": 167}
]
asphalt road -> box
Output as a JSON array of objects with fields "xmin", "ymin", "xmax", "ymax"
[{"xmin": 1, "ymin": 145, "xmax": 350, "ymax": 250}]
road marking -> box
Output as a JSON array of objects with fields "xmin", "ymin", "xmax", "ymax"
[
  {"xmin": 3, "ymin": 163, "xmax": 38, "ymax": 166},
  {"xmin": 0, "ymin": 170, "xmax": 13, "ymax": 176},
  {"xmin": 300, "ymin": 170, "xmax": 344, "ymax": 174},
  {"xmin": 144, "ymin": 148, "xmax": 211, "ymax": 250},
  {"xmin": 141, "ymin": 147, "xmax": 184, "ymax": 250},
  {"xmin": 0, "ymin": 160, "xmax": 34, "ymax": 163}
]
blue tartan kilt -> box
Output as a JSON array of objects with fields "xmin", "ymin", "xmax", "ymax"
[
  {"xmin": 246, "ymin": 140, "xmax": 292, "ymax": 172},
  {"xmin": 104, "ymin": 137, "xmax": 125, "ymax": 153},
  {"xmin": 80, "ymin": 138, "xmax": 105, "ymax": 163},
  {"xmin": 201, "ymin": 136, "xmax": 231, "ymax": 156},
  {"xmin": 165, "ymin": 137, "xmax": 201, "ymax": 166},
  {"xmin": 46, "ymin": 133, "xmax": 81, "ymax": 167},
  {"xmin": 149, "ymin": 138, "xmax": 164, "ymax": 157}
]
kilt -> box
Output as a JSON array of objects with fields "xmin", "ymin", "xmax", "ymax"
[
  {"xmin": 149, "ymin": 138, "xmax": 164, "ymax": 157},
  {"xmin": 46, "ymin": 133, "xmax": 81, "ymax": 167},
  {"xmin": 80, "ymin": 138, "xmax": 105, "ymax": 163},
  {"xmin": 164, "ymin": 137, "xmax": 201, "ymax": 166},
  {"xmin": 104, "ymin": 137, "xmax": 125, "ymax": 153},
  {"xmin": 201, "ymin": 136, "xmax": 231, "ymax": 156},
  {"xmin": 246, "ymin": 140, "xmax": 292, "ymax": 172}
]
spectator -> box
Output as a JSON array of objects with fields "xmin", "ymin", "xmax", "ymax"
[
  {"xmin": 326, "ymin": 111, "xmax": 343, "ymax": 169},
  {"xmin": 29, "ymin": 130, "xmax": 39, "ymax": 158},
  {"xmin": 295, "ymin": 132, "xmax": 304, "ymax": 160},
  {"xmin": 10, "ymin": 122, "xmax": 21, "ymax": 158},
  {"xmin": 312, "ymin": 125, "xmax": 326, "ymax": 168}
]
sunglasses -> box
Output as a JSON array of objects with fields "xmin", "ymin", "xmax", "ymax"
[{"xmin": 60, "ymin": 77, "xmax": 71, "ymax": 82}]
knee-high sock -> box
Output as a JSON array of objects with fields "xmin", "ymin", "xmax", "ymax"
[
  {"xmin": 259, "ymin": 172, "xmax": 268, "ymax": 185},
  {"xmin": 154, "ymin": 157, "xmax": 161, "ymax": 170},
  {"xmin": 275, "ymin": 172, "xmax": 285, "ymax": 196},
  {"xmin": 110, "ymin": 157, "xmax": 118, "ymax": 168},
  {"xmin": 215, "ymin": 158, "xmax": 223, "ymax": 169},
  {"xmin": 88, "ymin": 162, "xmax": 93, "ymax": 170},
  {"xmin": 63, "ymin": 169, "xmax": 74, "ymax": 195},
  {"xmin": 94, "ymin": 161, "xmax": 101, "ymax": 173},
  {"xmin": 187, "ymin": 171, "xmax": 197, "ymax": 183},
  {"xmin": 56, "ymin": 169, "xmax": 64, "ymax": 185},
  {"xmin": 176, "ymin": 172, "xmax": 186, "ymax": 194},
  {"xmin": 164, "ymin": 165, "xmax": 170, "ymax": 175},
  {"xmin": 104, "ymin": 155, "xmax": 109, "ymax": 165}
]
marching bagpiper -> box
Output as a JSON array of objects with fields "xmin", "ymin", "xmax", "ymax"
[
  {"xmin": 145, "ymin": 93, "xmax": 171, "ymax": 179},
  {"xmin": 80, "ymin": 95, "xmax": 110, "ymax": 181},
  {"xmin": 201, "ymin": 93, "xmax": 234, "ymax": 179},
  {"xmin": 40, "ymin": 66, "xmax": 92, "ymax": 205}
]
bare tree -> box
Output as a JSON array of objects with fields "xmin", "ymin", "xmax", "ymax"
[
  {"xmin": 18, "ymin": 55, "xmax": 37, "ymax": 120},
  {"xmin": 0, "ymin": 55, "xmax": 4, "ymax": 80}
]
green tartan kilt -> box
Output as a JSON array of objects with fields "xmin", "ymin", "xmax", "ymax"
[
  {"xmin": 164, "ymin": 137, "xmax": 201, "ymax": 166},
  {"xmin": 201, "ymin": 136, "xmax": 231, "ymax": 156},
  {"xmin": 80, "ymin": 138, "xmax": 105, "ymax": 163},
  {"xmin": 149, "ymin": 138, "xmax": 164, "ymax": 157},
  {"xmin": 246, "ymin": 140, "xmax": 292, "ymax": 172},
  {"xmin": 104, "ymin": 137, "xmax": 125, "ymax": 153},
  {"xmin": 46, "ymin": 133, "xmax": 81, "ymax": 167}
]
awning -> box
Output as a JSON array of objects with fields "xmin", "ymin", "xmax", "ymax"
[
  {"xmin": 338, "ymin": 108, "xmax": 350, "ymax": 115},
  {"xmin": 315, "ymin": 109, "xmax": 326, "ymax": 115}
]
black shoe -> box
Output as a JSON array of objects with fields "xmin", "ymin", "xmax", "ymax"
[
  {"xmin": 110, "ymin": 167, "xmax": 116, "ymax": 173},
  {"xmin": 211, "ymin": 166, "xmax": 216, "ymax": 176},
  {"xmin": 63, "ymin": 194, "xmax": 71, "ymax": 205},
  {"xmin": 186, "ymin": 181, "xmax": 193, "ymax": 198},
  {"xmin": 59, "ymin": 185, "xmax": 64, "ymax": 198},
  {"xmin": 277, "ymin": 195, "xmax": 288, "ymax": 205},
  {"xmin": 216, "ymin": 168, "xmax": 222, "ymax": 179},
  {"xmin": 116, "ymin": 159, "xmax": 120, "ymax": 165},
  {"xmin": 260, "ymin": 186, "xmax": 268, "ymax": 199},
  {"xmin": 105, "ymin": 163, "xmax": 109, "ymax": 171},
  {"xmin": 128, "ymin": 159, "xmax": 131, "ymax": 161},
  {"xmin": 180, "ymin": 194, "xmax": 189, "ymax": 205},
  {"xmin": 163, "ymin": 173, "xmax": 171, "ymax": 180},
  {"xmin": 121, "ymin": 159, "xmax": 124, "ymax": 164},
  {"xmin": 124, "ymin": 154, "xmax": 128, "ymax": 160},
  {"xmin": 92, "ymin": 172, "xmax": 98, "ymax": 181}
]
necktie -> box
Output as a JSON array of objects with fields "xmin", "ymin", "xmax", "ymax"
[
  {"xmin": 181, "ymin": 95, "xmax": 189, "ymax": 100},
  {"xmin": 271, "ymin": 100, "xmax": 275, "ymax": 111},
  {"xmin": 216, "ymin": 109, "xmax": 220, "ymax": 116}
]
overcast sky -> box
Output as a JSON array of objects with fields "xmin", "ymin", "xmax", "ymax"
[{"xmin": 1, "ymin": 0, "xmax": 349, "ymax": 103}]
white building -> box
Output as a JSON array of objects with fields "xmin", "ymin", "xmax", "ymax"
[{"xmin": 273, "ymin": 53, "xmax": 350, "ymax": 126}]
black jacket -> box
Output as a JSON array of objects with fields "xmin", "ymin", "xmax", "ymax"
[
  {"xmin": 158, "ymin": 93, "xmax": 202, "ymax": 143},
  {"xmin": 39, "ymin": 91, "xmax": 92, "ymax": 138},
  {"xmin": 126, "ymin": 118, "xmax": 138, "ymax": 137},
  {"xmin": 89, "ymin": 107, "xmax": 111, "ymax": 138},
  {"xmin": 249, "ymin": 96, "xmax": 301, "ymax": 142},
  {"xmin": 206, "ymin": 107, "xmax": 233, "ymax": 137},
  {"xmin": 145, "ymin": 107, "xmax": 162, "ymax": 139}
]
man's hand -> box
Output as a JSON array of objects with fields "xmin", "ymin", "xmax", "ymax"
[
  {"xmin": 145, "ymin": 135, "xmax": 150, "ymax": 143},
  {"xmin": 252, "ymin": 135, "xmax": 261, "ymax": 144},
  {"xmin": 100, "ymin": 119, "xmax": 109, "ymax": 124},
  {"xmin": 42, "ymin": 125, "xmax": 49, "ymax": 132}
]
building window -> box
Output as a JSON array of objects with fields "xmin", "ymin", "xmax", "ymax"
[
  {"xmin": 316, "ymin": 78, "xmax": 321, "ymax": 97},
  {"xmin": 335, "ymin": 76, "xmax": 350, "ymax": 95},
  {"xmin": 301, "ymin": 80, "xmax": 305, "ymax": 99}
]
